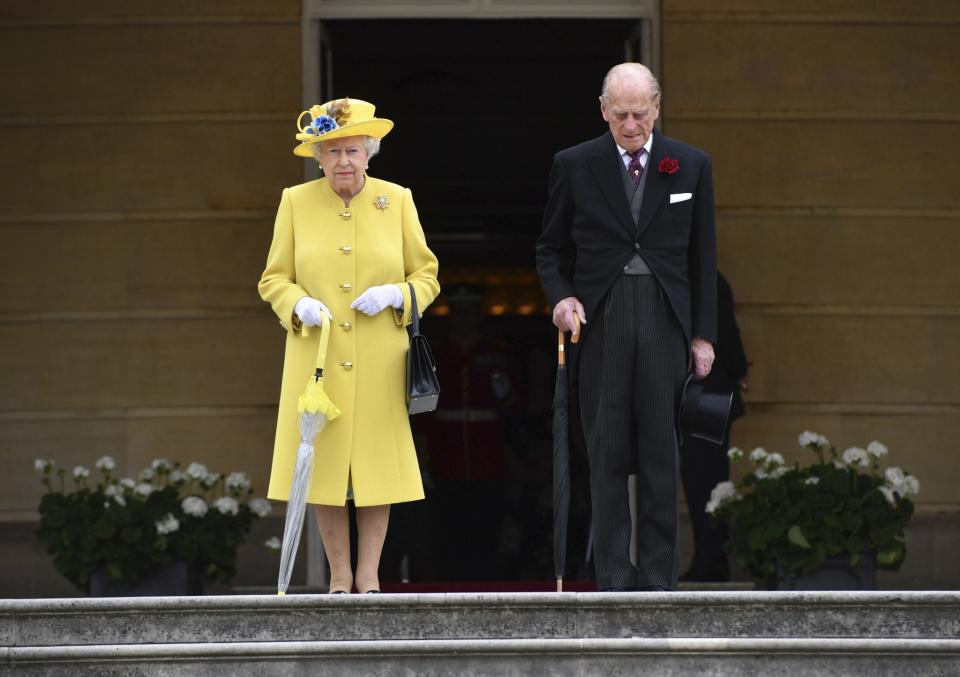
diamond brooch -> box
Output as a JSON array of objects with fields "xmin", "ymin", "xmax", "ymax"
[{"xmin": 374, "ymin": 194, "xmax": 390, "ymax": 210}]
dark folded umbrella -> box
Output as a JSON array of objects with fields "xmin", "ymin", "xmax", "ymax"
[{"xmin": 553, "ymin": 318, "xmax": 579, "ymax": 592}]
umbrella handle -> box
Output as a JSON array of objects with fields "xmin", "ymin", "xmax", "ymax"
[
  {"xmin": 557, "ymin": 315, "xmax": 581, "ymax": 366},
  {"xmin": 313, "ymin": 313, "xmax": 331, "ymax": 378}
]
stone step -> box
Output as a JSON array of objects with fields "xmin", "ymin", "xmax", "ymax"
[
  {"xmin": 3, "ymin": 592, "xmax": 958, "ymax": 648},
  {"xmin": 4, "ymin": 637, "xmax": 960, "ymax": 676}
]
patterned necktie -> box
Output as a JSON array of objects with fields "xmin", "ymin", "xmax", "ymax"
[{"xmin": 627, "ymin": 148, "xmax": 646, "ymax": 186}]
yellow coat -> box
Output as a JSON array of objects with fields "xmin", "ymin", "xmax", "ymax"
[{"xmin": 258, "ymin": 176, "xmax": 440, "ymax": 506}]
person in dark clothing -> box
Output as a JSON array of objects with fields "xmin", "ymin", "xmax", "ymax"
[
  {"xmin": 679, "ymin": 271, "xmax": 749, "ymax": 582},
  {"xmin": 422, "ymin": 283, "xmax": 519, "ymax": 581},
  {"xmin": 536, "ymin": 63, "xmax": 717, "ymax": 593}
]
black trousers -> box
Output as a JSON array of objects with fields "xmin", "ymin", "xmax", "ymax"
[{"xmin": 579, "ymin": 275, "xmax": 687, "ymax": 590}]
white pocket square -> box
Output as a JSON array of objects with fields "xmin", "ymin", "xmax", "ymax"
[{"xmin": 670, "ymin": 192, "xmax": 693, "ymax": 204}]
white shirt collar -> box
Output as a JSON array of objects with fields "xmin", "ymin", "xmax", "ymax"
[{"xmin": 616, "ymin": 132, "xmax": 655, "ymax": 166}]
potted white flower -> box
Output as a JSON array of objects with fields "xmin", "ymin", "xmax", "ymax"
[
  {"xmin": 35, "ymin": 457, "xmax": 273, "ymax": 596},
  {"xmin": 707, "ymin": 432, "xmax": 918, "ymax": 589}
]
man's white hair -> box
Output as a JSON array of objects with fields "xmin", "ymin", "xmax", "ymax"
[{"xmin": 601, "ymin": 63, "xmax": 661, "ymax": 102}]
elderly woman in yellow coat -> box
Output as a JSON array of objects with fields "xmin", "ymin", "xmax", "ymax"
[{"xmin": 259, "ymin": 98, "xmax": 439, "ymax": 594}]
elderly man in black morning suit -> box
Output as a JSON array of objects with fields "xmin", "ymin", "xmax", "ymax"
[{"xmin": 536, "ymin": 63, "xmax": 717, "ymax": 592}]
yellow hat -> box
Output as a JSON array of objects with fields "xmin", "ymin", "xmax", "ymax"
[{"xmin": 293, "ymin": 98, "xmax": 394, "ymax": 157}]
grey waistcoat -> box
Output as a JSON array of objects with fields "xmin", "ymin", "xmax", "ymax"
[{"xmin": 619, "ymin": 153, "xmax": 653, "ymax": 275}]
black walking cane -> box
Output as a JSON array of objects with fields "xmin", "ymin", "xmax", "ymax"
[{"xmin": 553, "ymin": 315, "xmax": 580, "ymax": 592}]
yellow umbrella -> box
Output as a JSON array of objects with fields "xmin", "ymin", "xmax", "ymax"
[{"xmin": 277, "ymin": 313, "xmax": 340, "ymax": 595}]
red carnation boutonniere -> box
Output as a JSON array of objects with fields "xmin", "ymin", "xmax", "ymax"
[{"xmin": 658, "ymin": 157, "xmax": 680, "ymax": 175}]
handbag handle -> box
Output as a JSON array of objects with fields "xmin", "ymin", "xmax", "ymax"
[{"xmin": 407, "ymin": 283, "xmax": 421, "ymax": 337}]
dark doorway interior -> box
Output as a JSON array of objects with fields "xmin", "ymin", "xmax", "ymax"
[
  {"xmin": 323, "ymin": 18, "xmax": 638, "ymax": 265},
  {"xmin": 323, "ymin": 19, "xmax": 640, "ymax": 587}
]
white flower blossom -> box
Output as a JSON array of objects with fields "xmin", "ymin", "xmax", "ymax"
[
  {"xmin": 213, "ymin": 496, "xmax": 240, "ymax": 516},
  {"xmin": 798, "ymin": 431, "xmax": 829, "ymax": 449},
  {"xmin": 181, "ymin": 496, "xmax": 208, "ymax": 517},
  {"xmin": 885, "ymin": 466, "xmax": 906, "ymax": 487},
  {"xmin": 201, "ymin": 472, "xmax": 221, "ymax": 489},
  {"xmin": 95, "ymin": 456, "xmax": 116, "ymax": 471},
  {"xmin": 155, "ymin": 513, "xmax": 180, "ymax": 535},
  {"xmin": 878, "ymin": 486, "xmax": 897, "ymax": 506},
  {"xmin": 186, "ymin": 463, "xmax": 208, "ymax": 480},
  {"xmin": 151, "ymin": 458, "xmax": 171, "ymax": 471},
  {"xmin": 726, "ymin": 447, "xmax": 743, "ymax": 461},
  {"xmin": 749, "ymin": 447, "xmax": 768, "ymax": 463},
  {"xmin": 104, "ymin": 484, "xmax": 120, "ymax": 497},
  {"xmin": 711, "ymin": 481, "xmax": 737, "ymax": 502},
  {"xmin": 766, "ymin": 453, "xmax": 785, "ymax": 466},
  {"xmin": 169, "ymin": 470, "xmax": 188, "ymax": 484},
  {"xmin": 248, "ymin": 498, "xmax": 272, "ymax": 518},
  {"xmin": 867, "ymin": 441, "xmax": 888, "ymax": 458},
  {"xmin": 34, "ymin": 458, "xmax": 49, "ymax": 472},
  {"xmin": 225, "ymin": 472, "xmax": 251, "ymax": 493},
  {"xmin": 770, "ymin": 465, "xmax": 790, "ymax": 479},
  {"xmin": 134, "ymin": 483, "xmax": 153, "ymax": 498},
  {"xmin": 705, "ymin": 481, "xmax": 737, "ymax": 514},
  {"xmin": 264, "ymin": 537, "xmax": 281, "ymax": 550},
  {"xmin": 73, "ymin": 465, "xmax": 90, "ymax": 479},
  {"xmin": 804, "ymin": 476, "xmax": 820, "ymax": 485},
  {"xmin": 119, "ymin": 477, "xmax": 136, "ymax": 490},
  {"xmin": 841, "ymin": 447, "xmax": 870, "ymax": 467},
  {"xmin": 139, "ymin": 467, "xmax": 155, "ymax": 481},
  {"xmin": 112, "ymin": 494, "xmax": 127, "ymax": 507},
  {"xmin": 754, "ymin": 467, "xmax": 768, "ymax": 479},
  {"xmin": 902, "ymin": 475, "xmax": 920, "ymax": 496},
  {"xmin": 833, "ymin": 459, "xmax": 847, "ymax": 470}
]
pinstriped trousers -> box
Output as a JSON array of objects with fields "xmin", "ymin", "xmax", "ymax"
[{"xmin": 579, "ymin": 274, "xmax": 687, "ymax": 590}]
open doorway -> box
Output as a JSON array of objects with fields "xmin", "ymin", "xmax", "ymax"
[
  {"xmin": 314, "ymin": 18, "xmax": 651, "ymax": 589},
  {"xmin": 321, "ymin": 19, "xmax": 645, "ymax": 265}
]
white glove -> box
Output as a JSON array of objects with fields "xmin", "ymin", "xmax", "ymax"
[
  {"xmin": 351, "ymin": 284, "xmax": 403, "ymax": 317},
  {"xmin": 294, "ymin": 296, "xmax": 333, "ymax": 327}
]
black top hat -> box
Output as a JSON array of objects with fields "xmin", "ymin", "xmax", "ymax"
[{"xmin": 678, "ymin": 373, "xmax": 734, "ymax": 446}]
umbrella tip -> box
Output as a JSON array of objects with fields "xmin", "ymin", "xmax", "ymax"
[{"xmin": 277, "ymin": 590, "xmax": 286, "ymax": 596}]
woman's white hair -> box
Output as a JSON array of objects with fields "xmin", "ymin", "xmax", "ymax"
[{"xmin": 311, "ymin": 135, "xmax": 381, "ymax": 167}]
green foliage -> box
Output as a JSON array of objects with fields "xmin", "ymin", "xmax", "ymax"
[
  {"xmin": 709, "ymin": 436, "xmax": 918, "ymax": 583},
  {"xmin": 34, "ymin": 458, "xmax": 270, "ymax": 592}
]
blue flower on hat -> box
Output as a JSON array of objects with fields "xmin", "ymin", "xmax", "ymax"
[{"xmin": 308, "ymin": 114, "xmax": 339, "ymax": 135}]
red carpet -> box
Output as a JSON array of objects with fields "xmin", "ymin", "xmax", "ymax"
[{"xmin": 380, "ymin": 580, "xmax": 599, "ymax": 593}]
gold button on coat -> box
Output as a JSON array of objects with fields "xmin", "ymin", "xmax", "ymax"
[
  {"xmin": 339, "ymin": 245, "xmax": 352, "ymax": 254},
  {"xmin": 339, "ymin": 282, "xmax": 352, "ymax": 291},
  {"xmin": 339, "ymin": 322, "xmax": 352, "ymax": 331},
  {"xmin": 341, "ymin": 361, "xmax": 353, "ymax": 370}
]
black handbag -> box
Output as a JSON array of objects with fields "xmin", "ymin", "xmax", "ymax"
[{"xmin": 406, "ymin": 283, "xmax": 440, "ymax": 414}]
